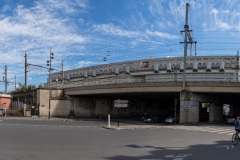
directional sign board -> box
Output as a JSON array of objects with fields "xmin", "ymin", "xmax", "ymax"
[
  {"xmin": 114, "ymin": 99, "xmax": 129, "ymax": 108},
  {"xmin": 114, "ymin": 103, "xmax": 128, "ymax": 108},
  {"xmin": 114, "ymin": 100, "xmax": 129, "ymax": 104}
]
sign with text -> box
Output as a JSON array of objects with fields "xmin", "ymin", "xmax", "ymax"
[
  {"xmin": 114, "ymin": 99, "xmax": 129, "ymax": 108},
  {"xmin": 114, "ymin": 103, "xmax": 128, "ymax": 108},
  {"xmin": 114, "ymin": 100, "xmax": 129, "ymax": 104}
]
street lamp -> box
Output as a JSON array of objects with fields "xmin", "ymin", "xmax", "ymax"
[
  {"xmin": 56, "ymin": 78, "xmax": 58, "ymax": 88},
  {"xmin": 47, "ymin": 50, "xmax": 54, "ymax": 119}
]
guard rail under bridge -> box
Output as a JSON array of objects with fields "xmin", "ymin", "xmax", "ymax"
[{"xmin": 48, "ymin": 55, "xmax": 240, "ymax": 95}]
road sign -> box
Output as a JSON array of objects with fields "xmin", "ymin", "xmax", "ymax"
[
  {"xmin": 184, "ymin": 103, "xmax": 189, "ymax": 110},
  {"xmin": 114, "ymin": 103, "xmax": 128, "ymax": 108},
  {"xmin": 114, "ymin": 99, "xmax": 129, "ymax": 104}
]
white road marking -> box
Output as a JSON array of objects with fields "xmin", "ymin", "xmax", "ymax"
[
  {"xmin": 162, "ymin": 125, "xmax": 235, "ymax": 136},
  {"xmin": 217, "ymin": 145, "xmax": 235, "ymax": 150}
]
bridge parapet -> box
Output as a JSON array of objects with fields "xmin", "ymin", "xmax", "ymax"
[{"xmin": 49, "ymin": 55, "xmax": 240, "ymax": 88}]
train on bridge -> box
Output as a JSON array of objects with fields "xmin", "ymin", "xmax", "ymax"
[
  {"xmin": 50, "ymin": 55, "xmax": 240, "ymax": 88},
  {"xmin": 38, "ymin": 55, "xmax": 240, "ymax": 124}
]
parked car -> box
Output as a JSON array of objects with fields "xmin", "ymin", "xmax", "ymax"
[
  {"xmin": 226, "ymin": 115, "xmax": 237, "ymax": 124},
  {"xmin": 165, "ymin": 115, "xmax": 179, "ymax": 124},
  {"xmin": 142, "ymin": 113, "xmax": 150, "ymax": 121},
  {"xmin": 144, "ymin": 116, "xmax": 163, "ymax": 123}
]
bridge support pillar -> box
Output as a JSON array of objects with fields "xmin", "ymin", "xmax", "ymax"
[
  {"xmin": 209, "ymin": 103, "xmax": 222, "ymax": 123},
  {"xmin": 180, "ymin": 91, "xmax": 199, "ymax": 124}
]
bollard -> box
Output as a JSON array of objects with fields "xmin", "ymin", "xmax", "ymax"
[{"xmin": 108, "ymin": 114, "xmax": 111, "ymax": 127}]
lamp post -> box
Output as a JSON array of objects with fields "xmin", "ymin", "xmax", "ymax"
[
  {"xmin": 47, "ymin": 50, "xmax": 54, "ymax": 119},
  {"xmin": 56, "ymin": 78, "xmax": 58, "ymax": 88}
]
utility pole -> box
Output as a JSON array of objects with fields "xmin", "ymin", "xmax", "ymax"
[
  {"xmin": 47, "ymin": 50, "xmax": 54, "ymax": 119},
  {"xmin": 61, "ymin": 60, "xmax": 64, "ymax": 87},
  {"xmin": 237, "ymin": 51, "xmax": 239, "ymax": 82},
  {"xmin": 14, "ymin": 75, "xmax": 16, "ymax": 90},
  {"xmin": 180, "ymin": 3, "xmax": 197, "ymax": 91},
  {"xmin": 24, "ymin": 51, "xmax": 27, "ymax": 88},
  {"xmin": 24, "ymin": 51, "xmax": 28, "ymax": 105},
  {"xmin": 3, "ymin": 65, "xmax": 7, "ymax": 93}
]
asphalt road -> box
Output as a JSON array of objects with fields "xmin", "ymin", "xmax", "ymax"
[{"xmin": 0, "ymin": 118, "xmax": 238, "ymax": 160}]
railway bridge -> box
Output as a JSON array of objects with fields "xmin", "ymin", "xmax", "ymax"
[{"xmin": 40, "ymin": 55, "xmax": 240, "ymax": 123}]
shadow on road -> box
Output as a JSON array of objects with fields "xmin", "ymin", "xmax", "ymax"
[{"xmin": 104, "ymin": 140, "xmax": 239, "ymax": 160}]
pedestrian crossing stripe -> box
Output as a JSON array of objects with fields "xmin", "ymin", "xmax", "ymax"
[{"xmin": 161, "ymin": 125, "xmax": 235, "ymax": 136}]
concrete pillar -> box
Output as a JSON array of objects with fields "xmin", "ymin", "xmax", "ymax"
[
  {"xmin": 180, "ymin": 91, "xmax": 199, "ymax": 123},
  {"xmin": 229, "ymin": 105, "xmax": 234, "ymax": 115},
  {"xmin": 209, "ymin": 103, "xmax": 222, "ymax": 123},
  {"xmin": 180, "ymin": 91, "xmax": 189, "ymax": 124},
  {"xmin": 180, "ymin": 91, "xmax": 200, "ymax": 123}
]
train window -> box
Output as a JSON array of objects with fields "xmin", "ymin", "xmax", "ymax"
[{"xmin": 140, "ymin": 61, "xmax": 149, "ymax": 68}]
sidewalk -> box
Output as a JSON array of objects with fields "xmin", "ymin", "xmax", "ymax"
[
  {"xmin": 102, "ymin": 124, "xmax": 162, "ymax": 130},
  {"xmin": 1, "ymin": 116, "xmax": 166, "ymax": 129},
  {"xmin": 101, "ymin": 119, "xmax": 165, "ymax": 130},
  {"xmin": 0, "ymin": 116, "xmax": 71, "ymax": 121},
  {"xmin": 1, "ymin": 116, "xmax": 230, "ymax": 130}
]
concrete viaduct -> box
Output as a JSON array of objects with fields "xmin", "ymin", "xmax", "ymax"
[{"xmin": 39, "ymin": 55, "xmax": 240, "ymax": 123}]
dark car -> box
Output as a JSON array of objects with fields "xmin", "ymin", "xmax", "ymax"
[{"xmin": 144, "ymin": 116, "xmax": 163, "ymax": 123}]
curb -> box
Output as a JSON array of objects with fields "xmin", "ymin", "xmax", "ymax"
[
  {"xmin": 102, "ymin": 126, "xmax": 128, "ymax": 130},
  {"xmin": 102, "ymin": 125, "xmax": 161, "ymax": 130}
]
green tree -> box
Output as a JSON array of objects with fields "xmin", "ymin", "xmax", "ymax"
[{"xmin": 12, "ymin": 83, "xmax": 36, "ymax": 93}]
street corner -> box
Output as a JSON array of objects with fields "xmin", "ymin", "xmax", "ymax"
[{"xmin": 102, "ymin": 125, "xmax": 134, "ymax": 130}]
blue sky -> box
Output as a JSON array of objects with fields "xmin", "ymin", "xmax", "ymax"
[{"xmin": 0, "ymin": 0, "xmax": 240, "ymax": 92}]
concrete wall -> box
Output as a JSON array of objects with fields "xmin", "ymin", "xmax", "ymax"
[
  {"xmin": 72, "ymin": 98, "xmax": 94, "ymax": 117},
  {"xmin": 38, "ymin": 89, "xmax": 50, "ymax": 117},
  {"xmin": 51, "ymin": 100, "xmax": 71, "ymax": 117}
]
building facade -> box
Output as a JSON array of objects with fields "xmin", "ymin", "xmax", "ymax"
[{"xmin": 0, "ymin": 93, "xmax": 12, "ymax": 116}]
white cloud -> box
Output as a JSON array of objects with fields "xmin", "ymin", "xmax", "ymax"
[
  {"xmin": 0, "ymin": 0, "xmax": 90, "ymax": 88},
  {"xmin": 218, "ymin": 21, "xmax": 232, "ymax": 30},
  {"xmin": 145, "ymin": 30, "xmax": 178, "ymax": 39},
  {"xmin": 208, "ymin": 8, "xmax": 232, "ymax": 31},
  {"xmin": 77, "ymin": 61, "xmax": 94, "ymax": 68},
  {"xmin": 34, "ymin": 0, "xmax": 88, "ymax": 14},
  {"xmin": 210, "ymin": 8, "xmax": 219, "ymax": 15},
  {"xmin": 93, "ymin": 24, "xmax": 141, "ymax": 38},
  {"xmin": 0, "ymin": 0, "xmax": 88, "ymax": 60},
  {"xmin": 148, "ymin": 0, "xmax": 185, "ymax": 30}
]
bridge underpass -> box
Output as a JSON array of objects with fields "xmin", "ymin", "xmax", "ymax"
[
  {"xmin": 63, "ymin": 82, "xmax": 240, "ymax": 124},
  {"xmin": 68, "ymin": 91, "xmax": 180, "ymax": 121},
  {"xmin": 196, "ymin": 92, "xmax": 240, "ymax": 123}
]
